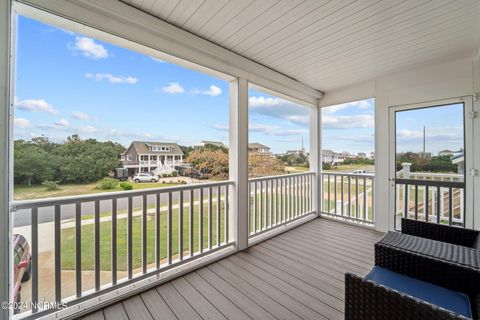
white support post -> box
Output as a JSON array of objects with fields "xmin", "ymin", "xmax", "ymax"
[
  {"xmin": 310, "ymin": 104, "xmax": 321, "ymax": 217},
  {"xmin": 229, "ymin": 78, "xmax": 249, "ymax": 250},
  {"xmin": 0, "ymin": 1, "xmax": 11, "ymax": 319}
]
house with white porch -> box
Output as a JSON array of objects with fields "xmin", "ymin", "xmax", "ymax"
[{"xmin": 120, "ymin": 141, "xmax": 184, "ymax": 176}]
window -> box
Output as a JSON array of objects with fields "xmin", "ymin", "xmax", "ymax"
[{"xmin": 248, "ymin": 86, "xmax": 310, "ymax": 177}]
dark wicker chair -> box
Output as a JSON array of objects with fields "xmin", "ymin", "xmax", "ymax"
[
  {"xmin": 401, "ymin": 218, "xmax": 480, "ymax": 248},
  {"xmin": 345, "ymin": 239, "xmax": 480, "ymax": 320}
]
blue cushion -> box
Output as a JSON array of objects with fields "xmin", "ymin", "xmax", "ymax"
[{"xmin": 366, "ymin": 267, "xmax": 472, "ymax": 318}]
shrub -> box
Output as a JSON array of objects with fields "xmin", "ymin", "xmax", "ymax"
[
  {"xmin": 172, "ymin": 171, "xmax": 178, "ymax": 177},
  {"xmin": 162, "ymin": 173, "xmax": 169, "ymax": 178},
  {"xmin": 42, "ymin": 180, "xmax": 60, "ymax": 191},
  {"xmin": 119, "ymin": 182, "xmax": 133, "ymax": 191},
  {"xmin": 97, "ymin": 177, "xmax": 119, "ymax": 190}
]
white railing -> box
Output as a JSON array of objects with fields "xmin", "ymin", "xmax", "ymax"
[
  {"xmin": 11, "ymin": 181, "xmax": 233, "ymax": 318},
  {"xmin": 248, "ymin": 172, "xmax": 315, "ymax": 238},
  {"xmin": 320, "ymin": 172, "xmax": 375, "ymax": 225}
]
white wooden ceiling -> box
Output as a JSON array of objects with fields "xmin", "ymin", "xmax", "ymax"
[{"xmin": 120, "ymin": 0, "xmax": 480, "ymax": 92}]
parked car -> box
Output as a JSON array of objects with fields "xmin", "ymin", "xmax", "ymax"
[
  {"xmin": 133, "ymin": 172, "xmax": 159, "ymax": 183},
  {"xmin": 13, "ymin": 234, "xmax": 31, "ymax": 313},
  {"xmin": 353, "ymin": 169, "xmax": 366, "ymax": 174}
]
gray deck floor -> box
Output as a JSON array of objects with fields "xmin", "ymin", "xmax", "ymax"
[{"xmin": 81, "ymin": 218, "xmax": 384, "ymax": 320}]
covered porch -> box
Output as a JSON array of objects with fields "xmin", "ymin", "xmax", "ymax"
[
  {"xmin": 0, "ymin": 0, "xmax": 479, "ymax": 319},
  {"xmin": 83, "ymin": 218, "xmax": 383, "ymax": 320}
]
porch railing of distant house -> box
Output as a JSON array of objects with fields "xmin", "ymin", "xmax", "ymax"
[
  {"xmin": 10, "ymin": 181, "xmax": 233, "ymax": 318},
  {"xmin": 320, "ymin": 172, "xmax": 375, "ymax": 225},
  {"xmin": 248, "ymin": 172, "xmax": 316, "ymax": 238}
]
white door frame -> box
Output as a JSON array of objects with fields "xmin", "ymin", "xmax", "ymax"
[{"xmin": 388, "ymin": 97, "xmax": 474, "ymax": 230}]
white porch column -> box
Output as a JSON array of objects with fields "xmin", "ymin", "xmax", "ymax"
[
  {"xmin": 229, "ymin": 78, "xmax": 249, "ymax": 250},
  {"xmin": 0, "ymin": 1, "xmax": 12, "ymax": 319},
  {"xmin": 310, "ymin": 104, "xmax": 321, "ymax": 216}
]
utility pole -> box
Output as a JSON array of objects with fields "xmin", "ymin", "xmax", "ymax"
[{"xmin": 423, "ymin": 126, "xmax": 426, "ymax": 157}]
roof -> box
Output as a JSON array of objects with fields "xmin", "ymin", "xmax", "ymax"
[
  {"xmin": 451, "ymin": 151, "xmax": 464, "ymax": 164},
  {"xmin": 249, "ymin": 143, "xmax": 270, "ymax": 149},
  {"xmin": 129, "ymin": 141, "xmax": 184, "ymax": 155},
  {"xmin": 124, "ymin": 0, "xmax": 480, "ymax": 92},
  {"xmin": 201, "ymin": 141, "xmax": 226, "ymax": 147}
]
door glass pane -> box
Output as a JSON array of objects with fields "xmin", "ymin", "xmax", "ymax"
[{"xmin": 394, "ymin": 103, "xmax": 465, "ymax": 229}]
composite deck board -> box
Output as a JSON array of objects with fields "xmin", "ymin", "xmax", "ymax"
[{"xmin": 83, "ymin": 218, "xmax": 382, "ymax": 320}]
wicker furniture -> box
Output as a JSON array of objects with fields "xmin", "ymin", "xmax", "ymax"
[
  {"xmin": 401, "ymin": 218, "xmax": 480, "ymax": 248},
  {"xmin": 345, "ymin": 231, "xmax": 480, "ymax": 319}
]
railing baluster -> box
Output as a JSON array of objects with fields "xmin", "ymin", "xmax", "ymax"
[
  {"xmin": 216, "ymin": 185, "xmax": 221, "ymax": 246},
  {"xmin": 179, "ymin": 191, "xmax": 184, "ymax": 261},
  {"xmin": 269, "ymin": 180, "xmax": 273, "ymax": 227},
  {"xmin": 273, "ymin": 179, "xmax": 277, "ymax": 226},
  {"xmin": 281, "ymin": 178, "xmax": 285, "ymax": 222},
  {"xmin": 333, "ymin": 175, "xmax": 337, "ymax": 214},
  {"xmin": 348, "ymin": 176, "xmax": 351, "ymax": 217},
  {"xmin": 54, "ymin": 205, "xmax": 61, "ymax": 302},
  {"xmin": 327, "ymin": 174, "xmax": 331, "ymax": 213},
  {"xmin": 437, "ymin": 186, "xmax": 441, "ymax": 223},
  {"xmin": 94, "ymin": 200, "xmax": 100, "ymax": 290},
  {"xmin": 127, "ymin": 196, "xmax": 133, "ymax": 279},
  {"xmin": 448, "ymin": 187, "xmax": 453, "ymax": 225},
  {"xmin": 341, "ymin": 175, "xmax": 344, "ymax": 216},
  {"xmin": 208, "ymin": 186, "xmax": 213, "ymax": 250},
  {"xmin": 155, "ymin": 193, "xmax": 161, "ymax": 269},
  {"xmin": 199, "ymin": 188, "xmax": 204, "ymax": 253},
  {"xmin": 414, "ymin": 184, "xmax": 418, "ymax": 220},
  {"xmin": 112, "ymin": 199, "xmax": 117, "ymax": 285},
  {"xmin": 425, "ymin": 186, "xmax": 429, "ymax": 222},
  {"xmin": 225, "ymin": 185, "xmax": 229, "ymax": 243},
  {"xmin": 363, "ymin": 177, "xmax": 367, "ymax": 221},
  {"xmin": 189, "ymin": 189, "xmax": 194, "ymax": 256},
  {"xmin": 265, "ymin": 180, "xmax": 269, "ymax": 227},
  {"xmin": 168, "ymin": 191, "xmax": 173, "ymax": 264},
  {"xmin": 260, "ymin": 181, "xmax": 264, "ymax": 230},
  {"xmin": 75, "ymin": 203, "xmax": 82, "ymax": 297},
  {"xmin": 254, "ymin": 182, "xmax": 257, "ymax": 233},
  {"xmin": 404, "ymin": 183, "xmax": 408, "ymax": 218},
  {"xmin": 355, "ymin": 177, "xmax": 359, "ymax": 219},
  {"xmin": 31, "ymin": 207, "xmax": 39, "ymax": 313},
  {"xmin": 142, "ymin": 195, "xmax": 147, "ymax": 273}
]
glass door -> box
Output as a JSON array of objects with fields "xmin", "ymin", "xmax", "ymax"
[{"xmin": 389, "ymin": 98, "xmax": 474, "ymax": 230}]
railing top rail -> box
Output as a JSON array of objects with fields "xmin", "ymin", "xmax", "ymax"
[
  {"xmin": 11, "ymin": 180, "xmax": 234, "ymax": 210},
  {"xmin": 395, "ymin": 178, "xmax": 464, "ymax": 188},
  {"xmin": 322, "ymin": 172, "xmax": 375, "ymax": 178},
  {"xmin": 248, "ymin": 171, "xmax": 315, "ymax": 182},
  {"xmin": 408, "ymin": 172, "xmax": 463, "ymax": 177}
]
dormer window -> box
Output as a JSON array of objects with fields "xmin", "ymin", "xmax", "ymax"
[{"xmin": 151, "ymin": 146, "xmax": 171, "ymax": 152}]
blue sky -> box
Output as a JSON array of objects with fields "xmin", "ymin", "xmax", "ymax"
[{"xmin": 13, "ymin": 16, "xmax": 463, "ymax": 156}]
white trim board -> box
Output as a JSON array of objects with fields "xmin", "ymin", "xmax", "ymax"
[{"xmin": 14, "ymin": 0, "xmax": 322, "ymax": 107}]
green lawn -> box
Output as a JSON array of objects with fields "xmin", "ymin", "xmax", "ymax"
[
  {"xmin": 14, "ymin": 181, "xmax": 181, "ymax": 200},
  {"xmin": 61, "ymin": 199, "xmax": 225, "ymax": 271}
]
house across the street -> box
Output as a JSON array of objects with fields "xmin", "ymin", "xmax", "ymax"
[
  {"xmin": 195, "ymin": 140, "xmax": 227, "ymax": 148},
  {"xmin": 120, "ymin": 141, "xmax": 184, "ymax": 176},
  {"xmin": 248, "ymin": 143, "xmax": 271, "ymax": 154}
]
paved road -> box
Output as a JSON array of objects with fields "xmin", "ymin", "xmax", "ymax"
[{"xmin": 13, "ymin": 188, "xmax": 221, "ymax": 228}]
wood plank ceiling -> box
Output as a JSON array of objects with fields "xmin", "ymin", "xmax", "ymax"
[{"xmin": 120, "ymin": 0, "xmax": 480, "ymax": 92}]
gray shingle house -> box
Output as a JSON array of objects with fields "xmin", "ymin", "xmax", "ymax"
[{"xmin": 120, "ymin": 141, "xmax": 184, "ymax": 175}]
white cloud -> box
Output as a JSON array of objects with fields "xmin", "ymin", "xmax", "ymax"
[
  {"xmin": 85, "ymin": 73, "xmax": 138, "ymax": 84},
  {"xmin": 14, "ymin": 118, "xmax": 30, "ymax": 128},
  {"xmin": 193, "ymin": 85, "xmax": 222, "ymax": 96},
  {"xmin": 322, "ymin": 99, "xmax": 374, "ymax": 114},
  {"xmin": 151, "ymin": 57, "xmax": 166, "ymax": 63},
  {"xmin": 54, "ymin": 119, "xmax": 70, "ymax": 127},
  {"xmin": 213, "ymin": 122, "xmax": 307, "ymax": 137},
  {"xmin": 81, "ymin": 126, "xmax": 98, "ymax": 133},
  {"xmin": 72, "ymin": 112, "xmax": 96, "ymax": 120},
  {"xmin": 70, "ymin": 37, "xmax": 109, "ymax": 59},
  {"xmin": 248, "ymin": 96, "xmax": 309, "ymax": 126},
  {"xmin": 14, "ymin": 97, "xmax": 58, "ymax": 115},
  {"xmin": 161, "ymin": 82, "xmax": 185, "ymax": 94},
  {"xmin": 322, "ymin": 114, "xmax": 374, "ymax": 129}
]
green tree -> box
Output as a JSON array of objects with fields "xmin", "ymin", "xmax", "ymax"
[{"xmin": 14, "ymin": 141, "xmax": 57, "ymax": 185}]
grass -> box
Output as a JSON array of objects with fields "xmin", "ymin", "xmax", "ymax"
[
  {"xmin": 323, "ymin": 164, "xmax": 374, "ymax": 172},
  {"xmin": 61, "ymin": 198, "xmax": 225, "ymax": 271},
  {"xmin": 14, "ymin": 181, "xmax": 181, "ymax": 200},
  {"xmin": 284, "ymin": 166, "xmax": 310, "ymax": 173}
]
